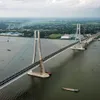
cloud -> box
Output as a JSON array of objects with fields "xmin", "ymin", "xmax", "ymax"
[
  {"xmin": 0, "ymin": 0, "xmax": 2, "ymax": 4},
  {"xmin": 79, "ymin": 0, "xmax": 100, "ymax": 8},
  {"xmin": 0, "ymin": 0, "xmax": 100, "ymax": 17}
]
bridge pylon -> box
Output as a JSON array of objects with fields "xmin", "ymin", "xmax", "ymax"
[
  {"xmin": 71, "ymin": 24, "xmax": 86, "ymax": 51},
  {"xmin": 28, "ymin": 30, "xmax": 50, "ymax": 78},
  {"xmin": 75, "ymin": 24, "xmax": 81, "ymax": 43}
]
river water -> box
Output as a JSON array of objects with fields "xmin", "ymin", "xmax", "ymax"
[
  {"xmin": 0, "ymin": 36, "xmax": 100, "ymax": 100},
  {"xmin": 16, "ymin": 40, "xmax": 100, "ymax": 100}
]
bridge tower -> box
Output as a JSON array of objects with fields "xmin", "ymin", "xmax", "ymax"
[
  {"xmin": 75, "ymin": 24, "xmax": 81, "ymax": 43},
  {"xmin": 71, "ymin": 23, "xmax": 86, "ymax": 50},
  {"xmin": 28, "ymin": 30, "xmax": 50, "ymax": 78}
]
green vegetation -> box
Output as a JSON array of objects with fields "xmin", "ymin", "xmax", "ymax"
[
  {"xmin": 0, "ymin": 18, "xmax": 100, "ymax": 38},
  {"xmin": 49, "ymin": 34, "xmax": 62, "ymax": 39}
]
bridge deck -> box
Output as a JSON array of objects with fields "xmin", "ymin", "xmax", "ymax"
[{"xmin": 0, "ymin": 36, "xmax": 76, "ymax": 83}]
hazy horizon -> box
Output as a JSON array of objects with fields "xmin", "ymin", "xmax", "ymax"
[{"xmin": 0, "ymin": 17, "xmax": 100, "ymax": 18}]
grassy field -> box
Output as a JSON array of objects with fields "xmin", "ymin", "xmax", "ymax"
[{"xmin": 49, "ymin": 34, "xmax": 62, "ymax": 39}]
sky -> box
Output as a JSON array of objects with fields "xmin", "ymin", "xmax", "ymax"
[{"xmin": 0, "ymin": 0, "xmax": 100, "ymax": 18}]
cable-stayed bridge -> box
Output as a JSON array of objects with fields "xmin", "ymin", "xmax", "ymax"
[{"xmin": 0, "ymin": 25, "xmax": 100, "ymax": 100}]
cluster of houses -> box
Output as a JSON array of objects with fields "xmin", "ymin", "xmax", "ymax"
[{"xmin": 0, "ymin": 32, "xmax": 24, "ymax": 37}]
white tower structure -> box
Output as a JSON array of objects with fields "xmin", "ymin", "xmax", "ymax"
[
  {"xmin": 75, "ymin": 24, "xmax": 81, "ymax": 43},
  {"xmin": 7, "ymin": 24, "xmax": 15, "ymax": 30},
  {"xmin": 71, "ymin": 24, "xmax": 86, "ymax": 50},
  {"xmin": 28, "ymin": 30, "xmax": 50, "ymax": 78}
]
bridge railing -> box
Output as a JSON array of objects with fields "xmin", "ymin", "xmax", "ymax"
[{"xmin": 0, "ymin": 41, "xmax": 78, "ymax": 87}]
